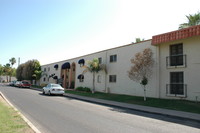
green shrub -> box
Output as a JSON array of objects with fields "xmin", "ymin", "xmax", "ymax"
[
  {"xmin": 40, "ymin": 83, "xmax": 47, "ymax": 87},
  {"xmin": 75, "ymin": 86, "xmax": 91, "ymax": 92}
]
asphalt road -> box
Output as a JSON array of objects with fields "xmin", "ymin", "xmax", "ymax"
[{"xmin": 0, "ymin": 85, "xmax": 199, "ymax": 133}]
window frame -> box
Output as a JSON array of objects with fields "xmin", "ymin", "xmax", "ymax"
[
  {"xmin": 98, "ymin": 57, "xmax": 102, "ymax": 64},
  {"xmin": 169, "ymin": 43, "xmax": 184, "ymax": 66},
  {"xmin": 110, "ymin": 54, "xmax": 117, "ymax": 63},
  {"xmin": 109, "ymin": 75, "xmax": 117, "ymax": 83},
  {"xmin": 168, "ymin": 72, "xmax": 185, "ymax": 96},
  {"xmin": 97, "ymin": 75, "xmax": 101, "ymax": 83}
]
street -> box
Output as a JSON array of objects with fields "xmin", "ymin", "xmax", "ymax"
[{"xmin": 0, "ymin": 85, "xmax": 199, "ymax": 133}]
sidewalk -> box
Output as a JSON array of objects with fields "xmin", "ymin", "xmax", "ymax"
[{"xmin": 31, "ymin": 87, "xmax": 200, "ymax": 122}]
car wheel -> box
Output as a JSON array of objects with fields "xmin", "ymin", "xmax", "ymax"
[
  {"xmin": 42, "ymin": 90, "xmax": 45, "ymax": 95},
  {"xmin": 48, "ymin": 91, "xmax": 51, "ymax": 96}
]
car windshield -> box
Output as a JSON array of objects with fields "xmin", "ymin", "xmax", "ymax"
[{"xmin": 51, "ymin": 84, "xmax": 61, "ymax": 87}]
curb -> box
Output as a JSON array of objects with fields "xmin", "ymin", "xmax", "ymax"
[
  {"xmin": 64, "ymin": 94, "xmax": 200, "ymax": 123},
  {"xmin": 31, "ymin": 87, "xmax": 200, "ymax": 123},
  {"xmin": 0, "ymin": 91, "xmax": 41, "ymax": 133}
]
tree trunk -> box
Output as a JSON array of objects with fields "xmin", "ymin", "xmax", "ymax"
[
  {"xmin": 92, "ymin": 72, "xmax": 95, "ymax": 93},
  {"xmin": 143, "ymin": 85, "xmax": 146, "ymax": 101}
]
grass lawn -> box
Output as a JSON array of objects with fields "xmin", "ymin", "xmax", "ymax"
[
  {"xmin": 0, "ymin": 97, "xmax": 34, "ymax": 133},
  {"xmin": 65, "ymin": 90, "xmax": 200, "ymax": 114},
  {"xmin": 31, "ymin": 85, "xmax": 43, "ymax": 89}
]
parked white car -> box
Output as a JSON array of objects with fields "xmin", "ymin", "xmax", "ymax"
[
  {"xmin": 15, "ymin": 81, "xmax": 22, "ymax": 87},
  {"xmin": 43, "ymin": 83, "xmax": 64, "ymax": 95}
]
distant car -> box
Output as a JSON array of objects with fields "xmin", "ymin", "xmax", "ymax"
[
  {"xmin": 20, "ymin": 81, "xmax": 31, "ymax": 88},
  {"xmin": 43, "ymin": 83, "xmax": 64, "ymax": 95},
  {"xmin": 15, "ymin": 81, "xmax": 22, "ymax": 87},
  {"xmin": 9, "ymin": 81, "xmax": 17, "ymax": 86},
  {"xmin": 14, "ymin": 81, "xmax": 31, "ymax": 88}
]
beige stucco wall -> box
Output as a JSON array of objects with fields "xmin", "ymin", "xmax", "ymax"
[
  {"xmin": 40, "ymin": 35, "xmax": 200, "ymax": 101},
  {"xmin": 158, "ymin": 36, "xmax": 200, "ymax": 101},
  {"xmin": 40, "ymin": 40, "xmax": 159, "ymax": 98},
  {"xmin": 104, "ymin": 41, "xmax": 158, "ymax": 98},
  {"xmin": 0, "ymin": 76, "xmax": 17, "ymax": 82}
]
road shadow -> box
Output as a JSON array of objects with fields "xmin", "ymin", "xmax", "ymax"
[
  {"xmin": 38, "ymin": 92, "xmax": 74, "ymax": 100},
  {"xmin": 33, "ymin": 89, "xmax": 200, "ymax": 129},
  {"xmin": 109, "ymin": 107, "xmax": 200, "ymax": 129}
]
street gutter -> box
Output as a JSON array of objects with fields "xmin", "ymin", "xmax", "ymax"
[{"xmin": 31, "ymin": 87, "xmax": 200, "ymax": 123}]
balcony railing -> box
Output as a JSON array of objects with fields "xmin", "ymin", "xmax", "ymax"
[
  {"xmin": 166, "ymin": 84, "xmax": 187, "ymax": 97},
  {"xmin": 166, "ymin": 54, "xmax": 186, "ymax": 68}
]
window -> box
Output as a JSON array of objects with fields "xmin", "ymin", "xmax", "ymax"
[
  {"xmin": 110, "ymin": 55, "xmax": 117, "ymax": 63},
  {"xmin": 80, "ymin": 78, "xmax": 84, "ymax": 82},
  {"xmin": 97, "ymin": 75, "xmax": 101, "ymax": 83},
  {"xmin": 43, "ymin": 78, "xmax": 46, "ymax": 82},
  {"xmin": 98, "ymin": 57, "xmax": 102, "ymax": 64},
  {"xmin": 109, "ymin": 75, "xmax": 116, "ymax": 83},
  {"xmin": 44, "ymin": 68, "xmax": 46, "ymax": 72},
  {"xmin": 78, "ymin": 74, "xmax": 84, "ymax": 82},
  {"xmin": 48, "ymin": 67, "xmax": 50, "ymax": 71},
  {"xmin": 170, "ymin": 72, "xmax": 184, "ymax": 95},
  {"xmin": 169, "ymin": 43, "xmax": 183, "ymax": 66}
]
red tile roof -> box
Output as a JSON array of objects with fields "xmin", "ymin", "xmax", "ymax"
[{"xmin": 152, "ymin": 25, "xmax": 200, "ymax": 45}]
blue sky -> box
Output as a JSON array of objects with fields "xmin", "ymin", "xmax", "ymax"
[{"xmin": 0, "ymin": 0, "xmax": 200, "ymax": 68}]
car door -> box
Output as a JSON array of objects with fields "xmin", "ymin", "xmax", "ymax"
[
  {"xmin": 44, "ymin": 84, "xmax": 49, "ymax": 93},
  {"xmin": 46, "ymin": 84, "xmax": 51, "ymax": 93}
]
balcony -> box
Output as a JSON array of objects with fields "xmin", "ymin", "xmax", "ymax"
[
  {"xmin": 166, "ymin": 54, "xmax": 186, "ymax": 68},
  {"xmin": 166, "ymin": 84, "xmax": 187, "ymax": 97}
]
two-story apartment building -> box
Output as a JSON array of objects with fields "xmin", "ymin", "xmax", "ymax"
[
  {"xmin": 152, "ymin": 25, "xmax": 200, "ymax": 101},
  {"xmin": 40, "ymin": 25, "xmax": 200, "ymax": 101}
]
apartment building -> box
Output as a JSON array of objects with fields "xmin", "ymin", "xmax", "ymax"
[
  {"xmin": 40, "ymin": 25, "xmax": 200, "ymax": 101},
  {"xmin": 152, "ymin": 25, "xmax": 200, "ymax": 101}
]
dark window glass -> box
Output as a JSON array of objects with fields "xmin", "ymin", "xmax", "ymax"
[
  {"xmin": 98, "ymin": 57, "xmax": 102, "ymax": 64},
  {"xmin": 109, "ymin": 75, "xmax": 116, "ymax": 82},
  {"xmin": 110, "ymin": 55, "xmax": 117, "ymax": 62},
  {"xmin": 170, "ymin": 72, "xmax": 184, "ymax": 95},
  {"xmin": 170, "ymin": 44, "xmax": 183, "ymax": 66}
]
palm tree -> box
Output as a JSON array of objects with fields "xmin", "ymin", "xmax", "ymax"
[
  {"xmin": 0, "ymin": 64, "xmax": 3, "ymax": 76},
  {"xmin": 83, "ymin": 58, "xmax": 107, "ymax": 93},
  {"xmin": 3, "ymin": 63, "xmax": 11, "ymax": 82},
  {"xmin": 179, "ymin": 12, "xmax": 200, "ymax": 29},
  {"xmin": 9, "ymin": 57, "xmax": 16, "ymax": 67}
]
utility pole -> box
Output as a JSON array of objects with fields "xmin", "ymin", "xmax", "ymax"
[{"xmin": 18, "ymin": 57, "xmax": 20, "ymax": 67}]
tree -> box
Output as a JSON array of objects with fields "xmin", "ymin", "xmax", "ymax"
[
  {"xmin": 16, "ymin": 63, "xmax": 25, "ymax": 81},
  {"xmin": 128, "ymin": 48, "xmax": 154, "ymax": 101},
  {"xmin": 132, "ymin": 38, "xmax": 145, "ymax": 44},
  {"xmin": 0, "ymin": 64, "xmax": 3, "ymax": 76},
  {"xmin": 16, "ymin": 60, "xmax": 42, "ymax": 82},
  {"xmin": 83, "ymin": 58, "xmax": 107, "ymax": 93},
  {"xmin": 179, "ymin": 12, "xmax": 200, "ymax": 29},
  {"xmin": 3, "ymin": 63, "xmax": 11, "ymax": 82},
  {"xmin": 32, "ymin": 61, "xmax": 42, "ymax": 81},
  {"xmin": 8, "ymin": 57, "xmax": 17, "ymax": 81},
  {"xmin": 9, "ymin": 57, "xmax": 16, "ymax": 67}
]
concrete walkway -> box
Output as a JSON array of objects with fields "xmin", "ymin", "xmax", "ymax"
[{"xmin": 32, "ymin": 87, "xmax": 200, "ymax": 122}]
